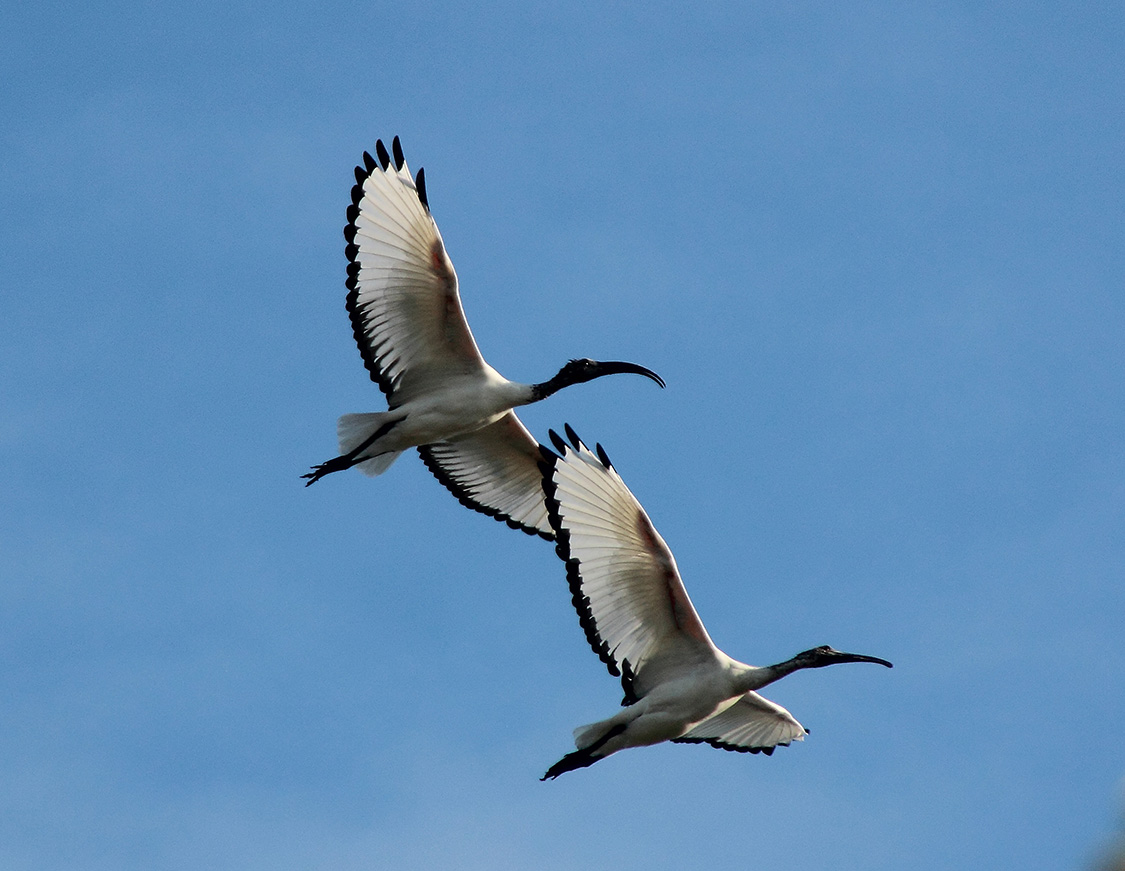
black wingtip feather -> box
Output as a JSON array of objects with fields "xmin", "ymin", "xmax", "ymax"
[
  {"xmin": 392, "ymin": 136, "xmax": 404, "ymax": 170},
  {"xmin": 619, "ymin": 659, "xmax": 639, "ymax": 706},
  {"xmin": 362, "ymin": 151, "xmax": 377, "ymax": 172},
  {"xmin": 563, "ymin": 423, "xmax": 582, "ymax": 451},
  {"xmin": 548, "ymin": 429, "xmax": 568, "ymax": 455},
  {"xmin": 594, "ymin": 443, "xmax": 613, "ymax": 469},
  {"xmin": 375, "ymin": 139, "xmax": 391, "ymax": 169},
  {"xmin": 672, "ymin": 737, "xmax": 792, "ymax": 756},
  {"xmin": 416, "ymin": 166, "xmax": 429, "ymax": 209},
  {"xmin": 354, "ymin": 166, "xmax": 366, "ymax": 185}
]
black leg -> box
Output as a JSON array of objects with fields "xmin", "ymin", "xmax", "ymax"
[
  {"xmin": 302, "ymin": 417, "xmax": 402, "ymax": 486},
  {"xmin": 540, "ymin": 723, "xmax": 627, "ymax": 781}
]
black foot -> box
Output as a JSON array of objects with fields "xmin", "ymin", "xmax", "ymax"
[
  {"xmin": 541, "ymin": 748, "xmax": 600, "ymax": 781},
  {"xmin": 301, "ymin": 455, "xmax": 354, "ymax": 486}
]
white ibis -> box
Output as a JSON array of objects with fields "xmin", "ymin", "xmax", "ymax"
[
  {"xmin": 538, "ymin": 425, "xmax": 892, "ymax": 780},
  {"xmin": 304, "ymin": 137, "xmax": 664, "ymax": 540}
]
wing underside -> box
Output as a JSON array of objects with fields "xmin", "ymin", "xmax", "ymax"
[
  {"xmin": 344, "ymin": 138, "xmax": 487, "ymax": 407},
  {"xmin": 674, "ymin": 692, "xmax": 807, "ymax": 754},
  {"xmin": 541, "ymin": 427, "xmax": 719, "ymax": 700},
  {"xmin": 418, "ymin": 413, "xmax": 553, "ymax": 539}
]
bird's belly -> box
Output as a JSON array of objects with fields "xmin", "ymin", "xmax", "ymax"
[
  {"xmin": 408, "ymin": 407, "xmax": 504, "ymax": 444},
  {"xmin": 643, "ymin": 676, "xmax": 736, "ymax": 730},
  {"xmin": 388, "ymin": 390, "xmax": 513, "ymax": 447},
  {"xmin": 624, "ymin": 711, "xmax": 694, "ymax": 747}
]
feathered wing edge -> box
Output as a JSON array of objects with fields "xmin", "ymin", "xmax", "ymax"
[
  {"xmin": 672, "ymin": 692, "xmax": 808, "ymax": 755},
  {"xmin": 343, "ymin": 136, "xmax": 484, "ymax": 407},
  {"xmin": 539, "ymin": 424, "xmax": 638, "ymax": 704},
  {"xmin": 343, "ymin": 142, "xmax": 411, "ymax": 400}
]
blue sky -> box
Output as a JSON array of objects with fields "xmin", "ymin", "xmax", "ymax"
[{"xmin": 3, "ymin": 2, "xmax": 1124, "ymax": 869}]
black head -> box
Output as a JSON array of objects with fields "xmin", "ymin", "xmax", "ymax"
[
  {"xmin": 557, "ymin": 358, "xmax": 665, "ymax": 388},
  {"xmin": 795, "ymin": 645, "xmax": 894, "ymax": 670}
]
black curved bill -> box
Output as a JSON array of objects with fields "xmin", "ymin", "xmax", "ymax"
[
  {"xmin": 834, "ymin": 650, "xmax": 894, "ymax": 668},
  {"xmin": 593, "ymin": 361, "xmax": 666, "ymax": 388}
]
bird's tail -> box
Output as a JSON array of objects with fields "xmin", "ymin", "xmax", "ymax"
[
  {"xmin": 573, "ymin": 721, "xmax": 609, "ymax": 750},
  {"xmin": 337, "ymin": 413, "xmax": 403, "ymax": 476}
]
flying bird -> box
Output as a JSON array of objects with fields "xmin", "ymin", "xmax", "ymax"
[
  {"xmin": 538, "ymin": 425, "xmax": 892, "ymax": 780},
  {"xmin": 304, "ymin": 137, "xmax": 664, "ymax": 540}
]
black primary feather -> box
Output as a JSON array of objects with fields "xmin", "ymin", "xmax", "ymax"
[
  {"xmin": 672, "ymin": 736, "xmax": 790, "ymax": 756},
  {"xmin": 548, "ymin": 428, "xmax": 569, "ymax": 456},
  {"xmin": 375, "ymin": 139, "xmax": 391, "ymax": 169}
]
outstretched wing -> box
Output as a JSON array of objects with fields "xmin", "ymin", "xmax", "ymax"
[
  {"xmin": 673, "ymin": 692, "xmax": 807, "ymax": 755},
  {"xmin": 344, "ymin": 137, "xmax": 488, "ymax": 408},
  {"xmin": 418, "ymin": 412, "xmax": 553, "ymax": 540},
  {"xmin": 541, "ymin": 426, "xmax": 720, "ymax": 702}
]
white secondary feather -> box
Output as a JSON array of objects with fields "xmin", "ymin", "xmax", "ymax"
[{"xmin": 678, "ymin": 692, "xmax": 807, "ymax": 752}]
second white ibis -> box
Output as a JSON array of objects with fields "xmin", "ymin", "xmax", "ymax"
[
  {"xmin": 538, "ymin": 425, "xmax": 892, "ymax": 780},
  {"xmin": 304, "ymin": 137, "xmax": 664, "ymax": 540}
]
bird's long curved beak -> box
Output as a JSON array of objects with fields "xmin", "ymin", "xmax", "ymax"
[
  {"xmin": 834, "ymin": 650, "xmax": 894, "ymax": 668},
  {"xmin": 594, "ymin": 361, "xmax": 666, "ymax": 388}
]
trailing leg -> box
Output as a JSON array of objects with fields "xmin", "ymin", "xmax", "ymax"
[
  {"xmin": 541, "ymin": 723, "xmax": 627, "ymax": 781},
  {"xmin": 303, "ymin": 413, "xmax": 402, "ymax": 485}
]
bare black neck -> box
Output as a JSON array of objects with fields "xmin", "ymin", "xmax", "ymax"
[
  {"xmin": 744, "ymin": 655, "xmax": 809, "ymax": 692},
  {"xmin": 739, "ymin": 646, "xmax": 893, "ymax": 692},
  {"xmin": 529, "ymin": 369, "xmax": 579, "ymax": 402}
]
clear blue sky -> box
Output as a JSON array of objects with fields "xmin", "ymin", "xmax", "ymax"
[{"xmin": 3, "ymin": 2, "xmax": 1124, "ymax": 869}]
